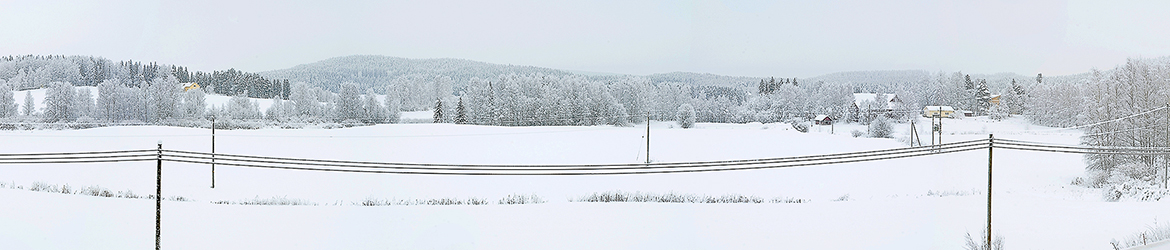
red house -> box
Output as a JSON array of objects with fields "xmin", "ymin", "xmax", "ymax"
[{"xmin": 814, "ymin": 115, "xmax": 833, "ymax": 125}]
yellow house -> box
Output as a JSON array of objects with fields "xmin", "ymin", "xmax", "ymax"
[
  {"xmin": 923, "ymin": 106, "xmax": 955, "ymax": 118},
  {"xmin": 183, "ymin": 82, "xmax": 200, "ymax": 91},
  {"xmin": 989, "ymin": 95, "xmax": 1001, "ymax": 105}
]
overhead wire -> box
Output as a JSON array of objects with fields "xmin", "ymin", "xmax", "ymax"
[
  {"xmin": 160, "ymin": 139, "xmax": 989, "ymax": 169},
  {"xmin": 160, "ymin": 141, "xmax": 987, "ymax": 173},
  {"xmin": 161, "ymin": 143, "xmax": 987, "ymax": 175}
]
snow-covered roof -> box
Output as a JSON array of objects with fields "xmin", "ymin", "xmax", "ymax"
[
  {"xmin": 853, "ymin": 93, "xmax": 899, "ymax": 109},
  {"xmin": 814, "ymin": 115, "xmax": 830, "ymax": 121},
  {"xmin": 923, "ymin": 106, "xmax": 955, "ymax": 112}
]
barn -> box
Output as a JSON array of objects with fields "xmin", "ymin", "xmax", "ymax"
[{"xmin": 814, "ymin": 115, "xmax": 833, "ymax": 125}]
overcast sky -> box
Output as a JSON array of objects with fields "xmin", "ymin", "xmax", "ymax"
[{"xmin": 2, "ymin": 0, "xmax": 1168, "ymax": 78}]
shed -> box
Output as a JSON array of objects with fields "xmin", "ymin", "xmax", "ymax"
[
  {"xmin": 814, "ymin": 115, "xmax": 833, "ymax": 125},
  {"xmin": 922, "ymin": 106, "xmax": 955, "ymax": 118}
]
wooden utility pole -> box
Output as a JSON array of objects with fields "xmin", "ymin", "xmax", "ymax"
[
  {"xmin": 156, "ymin": 142, "xmax": 162, "ymax": 250},
  {"xmin": 645, "ymin": 115, "xmax": 650, "ymax": 164},
  {"xmin": 909, "ymin": 118, "xmax": 919, "ymax": 147},
  {"xmin": 987, "ymin": 134, "xmax": 994, "ymax": 249},
  {"xmin": 211, "ymin": 116, "xmax": 216, "ymax": 189}
]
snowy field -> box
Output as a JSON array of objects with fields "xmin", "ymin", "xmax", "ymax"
[{"xmin": 0, "ymin": 116, "xmax": 1166, "ymax": 249}]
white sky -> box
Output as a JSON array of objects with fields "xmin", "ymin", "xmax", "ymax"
[{"xmin": 2, "ymin": 0, "xmax": 1169, "ymax": 78}]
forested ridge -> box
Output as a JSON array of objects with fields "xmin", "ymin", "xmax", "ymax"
[{"xmin": 0, "ymin": 54, "xmax": 1164, "ymax": 137}]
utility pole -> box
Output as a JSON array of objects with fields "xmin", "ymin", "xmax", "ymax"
[
  {"xmin": 156, "ymin": 142, "xmax": 162, "ymax": 250},
  {"xmin": 645, "ymin": 114, "xmax": 650, "ymax": 164},
  {"xmin": 909, "ymin": 118, "xmax": 918, "ymax": 147},
  {"xmin": 211, "ymin": 116, "xmax": 216, "ymax": 189},
  {"xmin": 986, "ymin": 134, "xmax": 994, "ymax": 249}
]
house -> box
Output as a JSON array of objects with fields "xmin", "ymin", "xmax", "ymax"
[
  {"xmin": 850, "ymin": 93, "xmax": 903, "ymax": 121},
  {"xmin": 814, "ymin": 115, "xmax": 833, "ymax": 125},
  {"xmin": 183, "ymin": 82, "xmax": 201, "ymax": 92},
  {"xmin": 923, "ymin": 106, "xmax": 956, "ymax": 118},
  {"xmin": 989, "ymin": 95, "xmax": 1001, "ymax": 105}
]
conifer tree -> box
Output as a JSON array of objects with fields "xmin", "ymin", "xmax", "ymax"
[
  {"xmin": 23, "ymin": 91, "xmax": 35, "ymax": 116},
  {"xmin": 455, "ymin": 97, "xmax": 467, "ymax": 124},
  {"xmin": 433, "ymin": 98, "xmax": 444, "ymax": 123},
  {"xmin": 974, "ymin": 79, "xmax": 991, "ymax": 114}
]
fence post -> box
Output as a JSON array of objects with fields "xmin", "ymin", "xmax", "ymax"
[
  {"xmin": 986, "ymin": 134, "xmax": 993, "ymax": 249},
  {"xmin": 156, "ymin": 142, "xmax": 162, "ymax": 250}
]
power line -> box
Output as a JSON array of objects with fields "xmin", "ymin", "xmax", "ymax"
[
  {"xmin": 161, "ymin": 144, "xmax": 987, "ymax": 175},
  {"xmin": 161, "ymin": 139, "xmax": 988, "ymax": 169}
]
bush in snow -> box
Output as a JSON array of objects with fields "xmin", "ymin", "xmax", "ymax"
[
  {"xmin": 676, "ymin": 104, "xmax": 695, "ymax": 129},
  {"xmin": 573, "ymin": 191, "xmax": 767, "ymax": 204},
  {"xmin": 1099, "ymin": 162, "xmax": 1169, "ymax": 202},
  {"xmin": 851, "ymin": 129, "xmax": 864, "ymax": 138},
  {"xmin": 498, "ymin": 194, "xmax": 546, "ymax": 205},
  {"xmin": 963, "ymin": 229, "xmax": 1005, "ymax": 250},
  {"xmin": 213, "ymin": 196, "xmax": 318, "ymax": 206},
  {"xmin": 868, "ymin": 117, "xmax": 893, "ymax": 138},
  {"xmin": 358, "ymin": 197, "xmax": 489, "ymax": 206},
  {"xmin": 790, "ymin": 121, "xmax": 809, "ymax": 133},
  {"xmin": 1112, "ymin": 220, "xmax": 1170, "ymax": 249},
  {"xmin": 769, "ymin": 197, "xmax": 810, "ymax": 203}
]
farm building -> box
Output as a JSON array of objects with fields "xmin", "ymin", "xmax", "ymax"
[
  {"xmin": 923, "ymin": 106, "xmax": 956, "ymax": 118},
  {"xmin": 814, "ymin": 115, "xmax": 833, "ymax": 125}
]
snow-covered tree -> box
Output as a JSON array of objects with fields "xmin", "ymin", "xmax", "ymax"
[
  {"xmin": 96, "ymin": 80, "xmax": 122, "ymax": 122},
  {"xmin": 289, "ymin": 82, "xmax": 320, "ymax": 119},
  {"xmin": 43, "ymin": 82, "xmax": 75, "ymax": 123},
  {"xmin": 868, "ymin": 116, "xmax": 893, "ymax": 138},
  {"xmin": 1004, "ymin": 79, "xmax": 1027, "ymax": 115},
  {"xmin": 266, "ymin": 96, "xmax": 284, "ymax": 121},
  {"xmin": 0, "ymin": 83, "xmax": 15, "ymax": 117},
  {"xmin": 433, "ymin": 98, "xmax": 444, "ymax": 123},
  {"xmin": 146, "ymin": 76, "xmax": 181, "ymax": 122},
  {"xmin": 336, "ymin": 82, "xmax": 362, "ymax": 122},
  {"xmin": 1078, "ymin": 58, "xmax": 1170, "ymax": 196},
  {"xmin": 72, "ymin": 87, "xmax": 94, "ymax": 121},
  {"xmin": 988, "ymin": 100, "xmax": 1009, "ymax": 121},
  {"xmin": 974, "ymin": 79, "xmax": 991, "ymax": 115},
  {"xmin": 384, "ymin": 94, "xmax": 401, "ymax": 124},
  {"xmin": 454, "ymin": 97, "xmax": 467, "ymax": 124},
  {"xmin": 677, "ymin": 103, "xmax": 695, "ymax": 129},
  {"xmin": 226, "ymin": 93, "xmax": 260, "ymax": 120},
  {"xmin": 182, "ymin": 88, "xmax": 206, "ymax": 119},
  {"xmin": 361, "ymin": 93, "xmax": 385, "ymax": 124},
  {"xmin": 22, "ymin": 91, "xmax": 35, "ymax": 116}
]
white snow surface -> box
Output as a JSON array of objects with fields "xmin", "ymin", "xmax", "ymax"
[{"xmin": 0, "ymin": 116, "xmax": 1165, "ymax": 250}]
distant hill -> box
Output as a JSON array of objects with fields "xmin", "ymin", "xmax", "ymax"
[
  {"xmin": 258, "ymin": 55, "xmax": 765, "ymax": 93},
  {"xmin": 802, "ymin": 70, "xmax": 932, "ymax": 92},
  {"xmin": 258, "ymin": 55, "xmax": 1048, "ymax": 95},
  {"xmin": 643, "ymin": 72, "xmax": 758, "ymax": 88},
  {"xmin": 257, "ymin": 55, "xmax": 577, "ymax": 93}
]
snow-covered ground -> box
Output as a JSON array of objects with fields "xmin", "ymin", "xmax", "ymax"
[{"xmin": 0, "ymin": 117, "xmax": 1163, "ymax": 249}]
